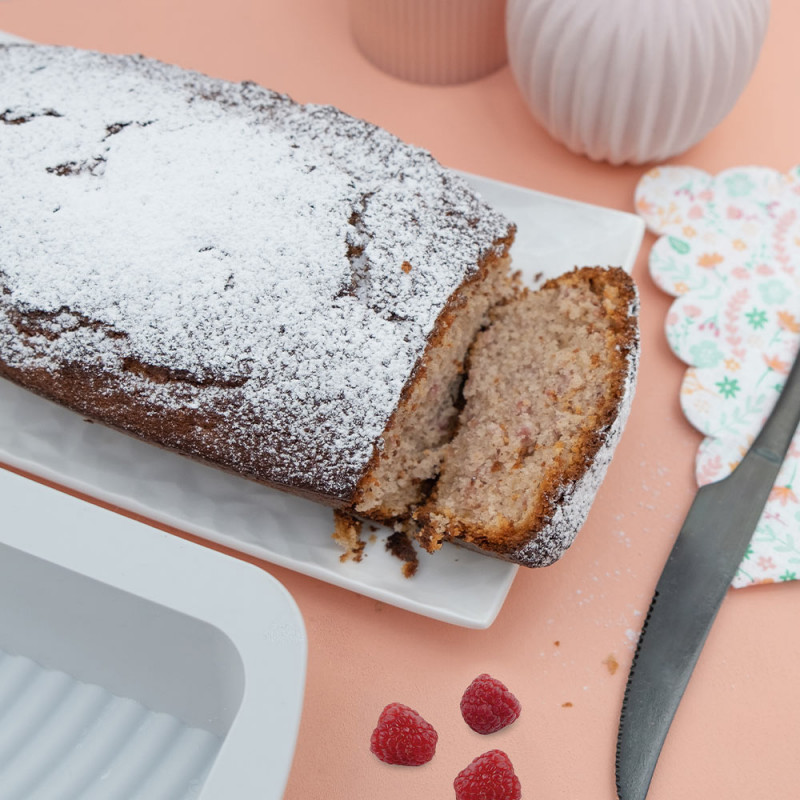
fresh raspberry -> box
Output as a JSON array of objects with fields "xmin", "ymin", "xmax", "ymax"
[
  {"xmin": 460, "ymin": 673, "xmax": 521, "ymax": 734},
  {"xmin": 369, "ymin": 702, "xmax": 438, "ymax": 765},
  {"xmin": 454, "ymin": 749, "xmax": 522, "ymax": 800}
]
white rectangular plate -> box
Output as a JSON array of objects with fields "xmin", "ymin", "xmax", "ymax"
[{"xmin": 0, "ymin": 168, "xmax": 643, "ymax": 629}]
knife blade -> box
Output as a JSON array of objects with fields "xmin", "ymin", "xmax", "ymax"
[{"xmin": 616, "ymin": 347, "xmax": 800, "ymax": 800}]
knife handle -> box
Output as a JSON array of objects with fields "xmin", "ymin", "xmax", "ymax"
[{"xmin": 749, "ymin": 344, "xmax": 800, "ymax": 466}]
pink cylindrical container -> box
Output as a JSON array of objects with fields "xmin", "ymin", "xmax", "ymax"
[{"xmin": 350, "ymin": 0, "xmax": 507, "ymax": 85}]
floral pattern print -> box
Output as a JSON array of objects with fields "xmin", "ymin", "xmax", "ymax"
[{"xmin": 636, "ymin": 166, "xmax": 800, "ymax": 588}]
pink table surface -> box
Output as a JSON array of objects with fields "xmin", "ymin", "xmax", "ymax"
[{"xmin": 2, "ymin": 1, "xmax": 800, "ymax": 797}]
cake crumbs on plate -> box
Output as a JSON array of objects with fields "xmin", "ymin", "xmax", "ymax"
[
  {"xmin": 332, "ymin": 510, "xmax": 366, "ymax": 563},
  {"xmin": 385, "ymin": 530, "xmax": 419, "ymax": 578}
]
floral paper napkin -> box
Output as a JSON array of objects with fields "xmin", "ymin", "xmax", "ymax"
[{"xmin": 636, "ymin": 166, "xmax": 800, "ymax": 587}]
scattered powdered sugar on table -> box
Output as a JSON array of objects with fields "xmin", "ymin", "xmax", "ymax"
[{"xmin": 0, "ymin": 44, "xmax": 511, "ymax": 498}]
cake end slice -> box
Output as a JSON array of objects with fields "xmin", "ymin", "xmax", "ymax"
[{"xmin": 414, "ymin": 266, "xmax": 639, "ymax": 567}]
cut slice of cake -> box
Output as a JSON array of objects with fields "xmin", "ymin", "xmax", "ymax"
[{"xmin": 413, "ymin": 267, "xmax": 639, "ymax": 567}]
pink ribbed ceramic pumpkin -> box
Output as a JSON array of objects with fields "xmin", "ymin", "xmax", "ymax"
[{"xmin": 506, "ymin": 0, "xmax": 771, "ymax": 164}]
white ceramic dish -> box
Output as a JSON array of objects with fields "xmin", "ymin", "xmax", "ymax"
[
  {"xmin": 0, "ymin": 30, "xmax": 27, "ymax": 44},
  {"xmin": 0, "ymin": 25, "xmax": 645, "ymax": 627},
  {"xmin": 0, "ymin": 468, "xmax": 306, "ymax": 800},
  {"xmin": 0, "ymin": 166, "xmax": 643, "ymax": 629}
]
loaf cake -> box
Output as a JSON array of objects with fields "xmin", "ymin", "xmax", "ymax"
[{"xmin": 0, "ymin": 43, "xmax": 639, "ymax": 568}]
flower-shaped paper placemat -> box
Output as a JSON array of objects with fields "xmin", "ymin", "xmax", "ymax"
[{"xmin": 636, "ymin": 166, "xmax": 800, "ymax": 587}]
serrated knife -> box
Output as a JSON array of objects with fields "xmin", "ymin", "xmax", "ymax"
[{"xmin": 616, "ymin": 347, "xmax": 800, "ymax": 800}]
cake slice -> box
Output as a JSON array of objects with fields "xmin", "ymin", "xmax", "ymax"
[{"xmin": 414, "ymin": 267, "xmax": 639, "ymax": 566}]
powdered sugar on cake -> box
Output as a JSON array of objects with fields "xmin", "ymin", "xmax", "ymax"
[{"xmin": 0, "ymin": 45, "xmax": 510, "ymax": 497}]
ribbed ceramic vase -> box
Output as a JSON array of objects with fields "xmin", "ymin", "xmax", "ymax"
[
  {"xmin": 506, "ymin": 0, "xmax": 771, "ymax": 164},
  {"xmin": 350, "ymin": 0, "xmax": 507, "ymax": 85}
]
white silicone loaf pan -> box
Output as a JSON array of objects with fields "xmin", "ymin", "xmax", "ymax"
[{"xmin": 0, "ymin": 468, "xmax": 307, "ymax": 800}]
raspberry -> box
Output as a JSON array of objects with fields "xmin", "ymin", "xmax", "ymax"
[
  {"xmin": 460, "ymin": 673, "xmax": 521, "ymax": 734},
  {"xmin": 369, "ymin": 702, "xmax": 438, "ymax": 765},
  {"xmin": 454, "ymin": 749, "xmax": 521, "ymax": 800}
]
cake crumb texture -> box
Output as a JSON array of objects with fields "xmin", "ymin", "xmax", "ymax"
[{"xmin": 415, "ymin": 267, "xmax": 639, "ymax": 566}]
